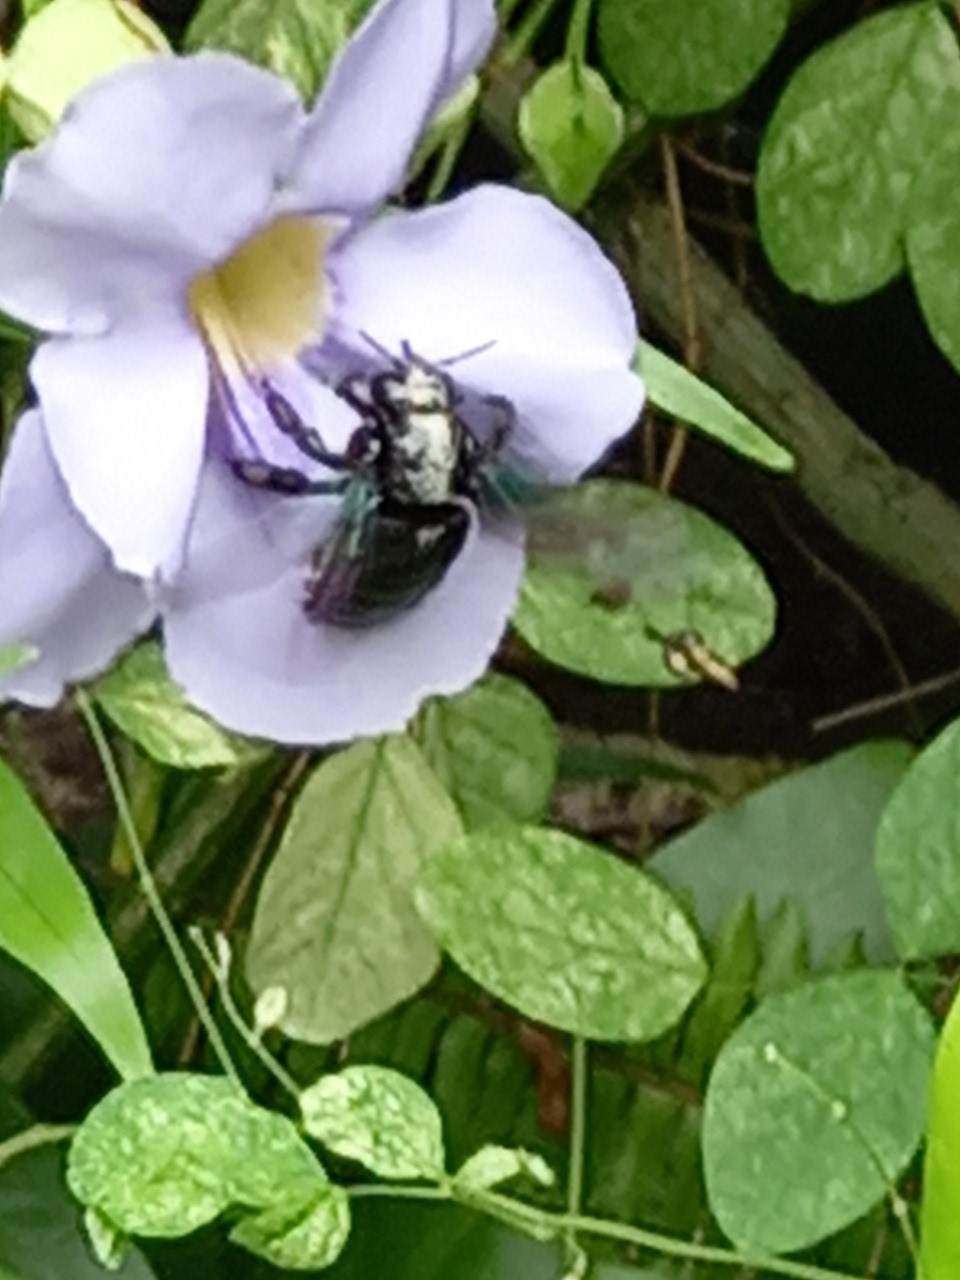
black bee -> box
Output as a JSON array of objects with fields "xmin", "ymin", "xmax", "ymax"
[{"xmin": 233, "ymin": 338, "xmax": 516, "ymax": 628}]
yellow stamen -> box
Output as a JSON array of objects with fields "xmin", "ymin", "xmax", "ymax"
[{"xmin": 189, "ymin": 215, "xmax": 336, "ymax": 373}]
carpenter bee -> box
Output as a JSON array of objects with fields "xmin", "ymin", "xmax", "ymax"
[{"xmin": 233, "ymin": 337, "xmax": 517, "ymax": 628}]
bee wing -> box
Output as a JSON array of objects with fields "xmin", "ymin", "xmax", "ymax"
[{"xmin": 303, "ymin": 483, "xmax": 378, "ymax": 620}]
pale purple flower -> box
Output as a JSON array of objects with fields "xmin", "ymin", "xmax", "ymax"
[{"xmin": 0, "ymin": 0, "xmax": 645, "ymax": 745}]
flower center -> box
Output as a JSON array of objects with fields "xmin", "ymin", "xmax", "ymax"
[{"xmin": 189, "ymin": 215, "xmax": 336, "ymax": 374}]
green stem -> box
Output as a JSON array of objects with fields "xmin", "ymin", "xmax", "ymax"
[
  {"xmin": 501, "ymin": 0, "xmax": 564, "ymax": 62},
  {"xmin": 565, "ymin": 0, "xmax": 594, "ymax": 64},
  {"xmin": 566, "ymin": 1037, "xmax": 587, "ymax": 1219},
  {"xmin": 0, "ymin": 1123, "xmax": 75, "ymax": 1172},
  {"xmin": 498, "ymin": 0, "xmax": 529, "ymax": 24},
  {"xmin": 76, "ymin": 691, "xmax": 239, "ymax": 1086},
  {"xmin": 424, "ymin": 112, "xmax": 473, "ymax": 204},
  {"xmin": 342, "ymin": 1182, "xmax": 870, "ymax": 1280},
  {"xmin": 189, "ymin": 929, "xmax": 301, "ymax": 1100}
]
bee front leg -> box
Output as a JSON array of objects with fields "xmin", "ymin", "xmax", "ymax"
[
  {"xmin": 261, "ymin": 381, "xmax": 354, "ymax": 472},
  {"xmin": 232, "ymin": 460, "xmax": 350, "ymax": 497}
]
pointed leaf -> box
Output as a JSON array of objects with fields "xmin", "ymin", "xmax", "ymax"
[
  {"xmin": 0, "ymin": 756, "xmax": 152, "ymax": 1080},
  {"xmin": 246, "ymin": 736, "xmax": 462, "ymax": 1043},
  {"xmin": 519, "ymin": 61, "xmax": 623, "ymax": 210},
  {"xmin": 703, "ymin": 970, "xmax": 935, "ymax": 1254},
  {"xmin": 454, "ymin": 1146, "xmax": 555, "ymax": 1195},
  {"xmin": 640, "ymin": 341, "xmax": 794, "ymax": 472},
  {"xmin": 417, "ymin": 826, "xmax": 707, "ymax": 1042}
]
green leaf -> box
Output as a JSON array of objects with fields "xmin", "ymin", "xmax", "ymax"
[
  {"xmin": 300, "ymin": 1066, "xmax": 446, "ymax": 1181},
  {"xmin": 875, "ymin": 715, "xmax": 960, "ymax": 960},
  {"xmin": 758, "ymin": 3, "xmax": 960, "ymax": 300},
  {"xmin": 920, "ymin": 990, "xmax": 960, "ymax": 1279},
  {"xmin": 417, "ymin": 826, "xmax": 707, "ymax": 1042},
  {"xmin": 703, "ymin": 970, "xmax": 935, "ymax": 1255},
  {"xmin": 0, "ymin": 756, "xmax": 152, "ymax": 1080},
  {"xmin": 67, "ymin": 1073, "xmax": 348, "ymax": 1268},
  {"xmin": 185, "ymin": 0, "xmax": 372, "ymax": 102},
  {"xmin": 518, "ymin": 61, "xmax": 623, "ymax": 211},
  {"xmin": 639, "ymin": 341, "xmax": 794, "ymax": 472},
  {"xmin": 94, "ymin": 642, "xmax": 262, "ymax": 770},
  {"xmin": 246, "ymin": 736, "xmax": 462, "ymax": 1043},
  {"xmin": 228, "ymin": 1187, "xmax": 351, "ymax": 1272},
  {"xmin": 514, "ymin": 479, "xmax": 776, "ymax": 686},
  {"xmin": 416, "ymin": 676, "xmax": 559, "ymax": 830},
  {"xmin": 907, "ymin": 131, "xmax": 960, "ymax": 375},
  {"xmin": 453, "ymin": 1146, "xmax": 555, "ymax": 1195},
  {"xmin": 0, "ymin": 645, "xmax": 37, "ymax": 678},
  {"xmin": 754, "ymin": 899, "xmax": 809, "ymax": 999},
  {"xmin": 653, "ymin": 741, "xmax": 913, "ymax": 966},
  {"xmin": 597, "ymin": 0, "xmax": 788, "ymax": 116}
]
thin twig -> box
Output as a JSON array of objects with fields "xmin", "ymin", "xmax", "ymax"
[
  {"xmin": 178, "ymin": 750, "xmax": 312, "ymax": 1065},
  {"xmin": 0, "ymin": 1123, "xmax": 75, "ymax": 1171},
  {"xmin": 674, "ymin": 138, "xmax": 755, "ymax": 187},
  {"xmin": 813, "ymin": 667, "xmax": 960, "ymax": 734}
]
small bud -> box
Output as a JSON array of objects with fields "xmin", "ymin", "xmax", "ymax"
[
  {"xmin": 253, "ymin": 985, "xmax": 289, "ymax": 1035},
  {"xmin": 6, "ymin": 0, "xmax": 169, "ymax": 142}
]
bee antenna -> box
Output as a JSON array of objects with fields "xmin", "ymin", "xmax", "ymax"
[
  {"xmin": 358, "ymin": 329, "xmax": 402, "ymax": 369},
  {"xmin": 437, "ymin": 338, "xmax": 497, "ymax": 367}
]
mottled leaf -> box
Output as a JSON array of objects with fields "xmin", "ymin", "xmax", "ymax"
[
  {"xmin": 875, "ymin": 715, "xmax": 960, "ymax": 960},
  {"xmin": 301, "ymin": 1066, "xmax": 445, "ymax": 1181},
  {"xmin": 185, "ymin": 0, "xmax": 372, "ymax": 102},
  {"xmin": 94, "ymin": 642, "xmax": 262, "ymax": 770},
  {"xmin": 515, "ymin": 479, "xmax": 776, "ymax": 686},
  {"xmin": 0, "ymin": 756, "xmax": 152, "ymax": 1080},
  {"xmin": 417, "ymin": 676, "xmax": 559, "ymax": 829},
  {"xmin": 758, "ymin": 3, "xmax": 960, "ymax": 300},
  {"xmin": 640, "ymin": 341, "xmax": 794, "ymax": 472},
  {"xmin": 246, "ymin": 736, "xmax": 462, "ymax": 1043},
  {"xmin": 417, "ymin": 826, "xmax": 706, "ymax": 1042},
  {"xmin": 454, "ymin": 1146, "xmax": 555, "ymax": 1195},
  {"xmin": 703, "ymin": 970, "xmax": 934, "ymax": 1254},
  {"xmin": 654, "ymin": 741, "xmax": 912, "ymax": 966},
  {"xmin": 598, "ymin": 0, "xmax": 788, "ymax": 116},
  {"xmin": 67, "ymin": 1073, "xmax": 346, "ymax": 1267},
  {"xmin": 518, "ymin": 61, "xmax": 623, "ymax": 210},
  {"xmin": 920, "ymin": 989, "xmax": 960, "ymax": 1279}
]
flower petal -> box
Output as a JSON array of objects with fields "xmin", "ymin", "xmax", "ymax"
[
  {"xmin": 329, "ymin": 185, "xmax": 644, "ymax": 477},
  {"xmin": 288, "ymin": 0, "xmax": 493, "ymax": 214},
  {"xmin": 0, "ymin": 53, "xmax": 304, "ymax": 334},
  {"xmin": 163, "ymin": 463, "xmax": 523, "ymax": 745},
  {"xmin": 0, "ymin": 411, "xmax": 154, "ymax": 707},
  {"xmin": 32, "ymin": 309, "xmax": 209, "ymax": 577}
]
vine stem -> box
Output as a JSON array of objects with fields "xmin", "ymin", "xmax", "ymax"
[
  {"xmin": 0, "ymin": 1123, "xmax": 75, "ymax": 1172},
  {"xmin": 565, "ymin": 0, "xmax": 594, "ymax": 64},
  {"xmin": 76, "ymin": 690, "xmax": 240, "ymax": 1086},
  {"xmin": 565, "ymin": 1034, "xmax": 588, "ymax": 1268},
  {"xmin": 501, "ymin": 0, "xmax": 564, "ymax": 62},
  {"xmin": 344, "ymin": 1182, "xmax": 868, "ymax": 1280}
]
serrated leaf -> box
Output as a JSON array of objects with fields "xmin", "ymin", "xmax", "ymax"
[
  {"xmin": 417, "ymin": 826, "xmax": 707, "ymax": 1042},
  {"xmin": 653, "ymin": 741, "xmax": 912, "ymax": 966},
  {"xmin": 920, "ymin": 989, "xmax": 960, "ymax": 1279},
  {"xmin": 907, "ymin": 131, "xmax": 960, "ymax": 375},
  {"xmin": 639, "ymin": 341, "xmax": 794, "ymax": 472},
  {"xmin": 518, "ymin": 61, "xmax": 623, "ymax": 210},
  {"xmin": 300, "ymin": 1066, "xmax": 445, "ymax": 1181},
  {"xmin": 67, "ymin": 1074, "xmax": 342, "ymax": 1260},
  {"xmin": 94, "ymin": 642, "xmax": 261, "ymax": 770},
  {"xmin": 0, "ymin": 756, "xmax": 152, "ymax": 1081},
  {"xmin": 185, "ymin": 0, "xmax": 372, "ymax": 102},
  {"xmin": 758, "ymin": 3, "xmax": 960, "ymax": 300},
  {"xmin": 597, "ymin": 0, "xmax": 788, "ymax": 116},
  {"xmin": 875, "ymin": 715, "xmax": 960, "ymax": 960},
  {"xmin": 515, "ymin": 479, "xmax": 776, "ymax": 686},
  {"xmin": 454, "ymin": 1145, "xmax": 555, "ymax": 1195},
  {"xmin": 246, "ymin": 735, "xmax": 462, "ymax": 1043},
  {"xmin": 703, "ymin": 970, "xmax": 934, "ymax": 1255},
  {"xmin": 417, "ymin": 676, "xmax": 559, "ymax": 830}
]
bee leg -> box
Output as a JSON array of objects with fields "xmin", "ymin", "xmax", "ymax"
[
  {"xmin": 335, "ymin": 373, "xmax": 378, "ymax": 417},
  {"xmin": 482, "ymin": 394, "xmax": 516, "ymax": 458},
  {"xmin": 232, "ymin": 460, "xmax": 349, "ymax": 497},
  {"xmin": 261, "ymin": 381, "xmax": 354, "ymax": 471}
]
